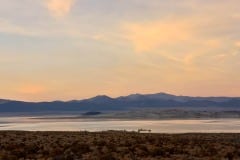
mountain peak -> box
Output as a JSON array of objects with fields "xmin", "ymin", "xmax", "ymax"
[
  {"xmin": 156, "ymin": 92, "xmax": 173, "ymax": 95},
  {"xmin": 86, "ymin": 95, "xmax": 113, "ymax": 102},
  {"xmin": 92, "ymin": 95, "xmax": 112, "ymax": 99}
]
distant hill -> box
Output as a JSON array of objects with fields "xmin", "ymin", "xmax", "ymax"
[{"xmin": 0, "ymin": 93, "xmax": 240, "ymax": 113}]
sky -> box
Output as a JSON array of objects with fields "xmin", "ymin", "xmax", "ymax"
[{"xmin": 0, "ymin": 0, "xmax": 240, "ymax": 101}]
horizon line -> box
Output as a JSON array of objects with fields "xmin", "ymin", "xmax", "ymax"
[{"xmin": 1, "ymin": 92, "xmax": 239, "ymax": 103}]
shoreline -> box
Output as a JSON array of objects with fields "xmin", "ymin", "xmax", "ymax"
[{"xmin": 1, "ymin": 118, "xmax": 240, "ymax": 133}]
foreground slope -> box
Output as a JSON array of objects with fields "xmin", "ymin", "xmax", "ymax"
[{"xmin": 0, "ymin": 131, "xmax": 239, "ymax": 160}]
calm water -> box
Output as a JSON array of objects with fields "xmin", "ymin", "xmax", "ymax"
[{"xmin": 0, "ymin": 116, "xmax": 240, "ymax": 133}]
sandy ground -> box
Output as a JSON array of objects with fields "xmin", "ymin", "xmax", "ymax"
[{"xmin": 0, "ymin": 131, "xmax": 240, "ymax": 160}]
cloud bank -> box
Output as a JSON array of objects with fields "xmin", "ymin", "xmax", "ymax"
[{"xmin": 44, "ymin": 0, "xmax": 75, "ymax": 18}]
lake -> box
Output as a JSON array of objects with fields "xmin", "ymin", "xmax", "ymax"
[{"xmin": 0, "ymin": 116, "xmax": 240, "ymax": 133}]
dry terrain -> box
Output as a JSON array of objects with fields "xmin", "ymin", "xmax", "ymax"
[{"xmin": 0, "ymin": 131, "xmax": 240, "ymax": 160}]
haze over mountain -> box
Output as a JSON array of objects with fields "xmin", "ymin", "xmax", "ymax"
[{"xmin": 0, "ymin": 93, "xmax": 240, "ymax": 113}]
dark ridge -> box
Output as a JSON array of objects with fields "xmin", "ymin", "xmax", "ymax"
[{"xmin": 0, "ymin": 92, "xmax": 240, "ymax": 113}]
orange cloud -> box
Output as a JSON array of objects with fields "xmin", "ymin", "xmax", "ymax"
[
  {"xmin": 45, "ymin": 0, "xmax": 75, "ymax": 17},
  {"xmin": 235, "ymin": 41, "xmax": 240, "ymax": 48},
  {"xmin": 123, "ymin": 20, "xmax": 192, "ymax": 53},
  {"xmin": 18, "ymin": 85, "xmax": 46, "ymax": 95}
]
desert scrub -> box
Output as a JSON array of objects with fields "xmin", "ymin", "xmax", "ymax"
[{"xmin": 0, "ymin": 131, "xmax": 240, "ymax": 160}]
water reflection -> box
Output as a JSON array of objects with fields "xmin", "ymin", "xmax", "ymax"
[{"xmin": 0, "ymin": 116, "xmax": 240, "ymax": 133}]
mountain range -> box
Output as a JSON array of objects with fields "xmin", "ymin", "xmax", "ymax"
[{"xmin": 1, "ymin": 93, "xmax": 240, "ymax": 113}]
